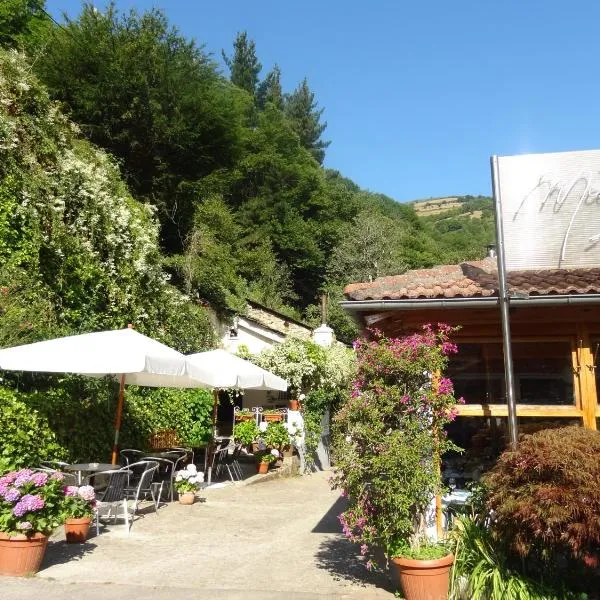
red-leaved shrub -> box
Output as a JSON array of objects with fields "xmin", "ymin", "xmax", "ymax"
[{"xmin": 484, "ymin": 426, "xmax": 600, "ymax": 571}]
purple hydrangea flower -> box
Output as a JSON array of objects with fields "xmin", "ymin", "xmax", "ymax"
[
  {"xmin": 30, "ymin": 472, "xmax": 48, "ymax": 487},
  {"xmin": 13, "ymin": 469, "xmax": 34, "ymax": 487},
  {"xmin": 0, "ymin": 483, "xmax": 8, "ymax": 498},
  {"xmin": 0, "ymin": 472, "xmax": 17, "ymax": 486},
  {"xmin": 64, "ymin": 486, "xmax": 79, "ymax": 497},
  {"xmin": 12, "ymin": 494, "xmax": 45, "ymax": 517},
  {"xmin": 50, "ymin": 472, "xmax": 64, "ymax": 481},
  {"xmin": 4, "ymin": 487, "xmax": 21, "ymax": 503}
]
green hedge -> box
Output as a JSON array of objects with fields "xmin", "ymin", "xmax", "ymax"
[
  {"xmin": 0, "ymin": 387, "xmax": 66, "ymax": 471},
  {"xmin": 1, "ymin": 377, "xmax": 214, "ymax": 466}
]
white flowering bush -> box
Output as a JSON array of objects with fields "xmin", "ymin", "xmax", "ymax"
[{"xmin": 174, "ymin": 464, "xmax": 204, "ymax": 494}]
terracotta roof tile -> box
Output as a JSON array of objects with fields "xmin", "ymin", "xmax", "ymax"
[{"xmin": 343, "ymin": 258, "xmax": 600, "ymax": 301}]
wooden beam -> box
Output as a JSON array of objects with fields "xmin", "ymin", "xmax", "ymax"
[
  {"xmin": 578, "ymin": 324, "xmax": 598, "ymax": 430},
  {"xmin": 455, "ymin": 404, "xmax": 583, "ymax": 418}
]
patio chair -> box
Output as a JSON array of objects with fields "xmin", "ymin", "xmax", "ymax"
[
  {"xmin": 226, "ymin": 444, "xmax": 244, "ymax": 481},
  {"xmin": 124, "ymin": 461, "xmax": 159, "ymax": 524},
  {"xmin": 143, "ymin": 456, "xmax": 182, "ymax": 503},
  {"xmin": 119, "ymin": 448, "xmax": 144, "ymax": 466},
  {"xmin": 211, "ymin": 447, "xmax": 238, "ymax": 482},
  {"xmin": 90, "ymin": 467, "xmax": 132, "ymax": 534},
  {"xmin": 123, "ymin": 460, "xmax": 159, "ymax": 504},
  {"xmin": 167, "ymin": 447, "xmax": 194, "ymax": 464},
  {"xmin": 34, "ymin": 466, "xmax": 78, "ymax": 486}
]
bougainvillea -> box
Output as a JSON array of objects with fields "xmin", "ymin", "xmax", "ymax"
[{"xmin": 330, "ymin": 324, "xmax": 462, "ymax": 565}]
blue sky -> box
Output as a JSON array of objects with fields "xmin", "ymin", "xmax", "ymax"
[{"xmin": 44, "ymin": 1, "xmax": 600, "ymax": 202}]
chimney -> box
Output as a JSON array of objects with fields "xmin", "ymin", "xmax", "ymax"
[{"xmin": 487, "ymin": 244, "xmax": 497, "ymax": 258}]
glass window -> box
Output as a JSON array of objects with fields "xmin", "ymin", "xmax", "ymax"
[{"xmin": 447, "ymin": 341, "xmax": 575, "ymax": 405}]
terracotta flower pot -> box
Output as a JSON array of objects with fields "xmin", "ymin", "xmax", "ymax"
[
  {"xmin": 288, "ymin": 399, "xmax": 299, "ymax": 411},
  {"xmin": 263, "ymin": 414, "xmax": 282, "ymax": 422},
  {"xmin": 235, "ymin": 414, "xmax": 255, "ymax": 422},
  {"xmin": 64, "ymin": 517, "xmax": 92, "ymax": 543},
  {"xmin": 0, "ymin": 532, "xmax": 48, "ymax": 576},
  {"xmin": 179, "ymin": 492, "xmax": 196, "ymax": 505},
  {"xmin": 391, "ymin": 554, "xmax": 454, "ymax": 600},
  {"xmin": 257, "ymin": 461, "xmax": 269, "ymax": 474}
]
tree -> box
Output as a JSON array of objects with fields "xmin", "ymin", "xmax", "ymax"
[
  {"xmin": 35, "ymin": 3, "xmax": 245, "ymax": 253},
  {"xmin": 327, "ymin": 210, "xmax": 410, "ymax": 286},
  {"xmin": 285, "ymin": 78, "xmax": 330, "ymax": 164},
  {"xmin": 222, "ymin": 31, "xmax": 262, "ymax": 95},
  {"xmin": 0, "ymin": 0, "xmax": 48, "ymax": 49},
  {"xmin": 257, "ymin": 64, "xmax": 283, "ymax": 110}
]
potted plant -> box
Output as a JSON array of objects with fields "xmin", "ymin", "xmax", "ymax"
[
  {"xmin": 174, "ymin": 464, "xmax": 203, "ymax": 505},
  {"xmin": 233, "ymin": 419, "xmax": 259, "ymax": 450},
  {"xmin": 331, "ymin": 325, "xmax": 463, "ymax": 600},
  {"xmin": 62, "ymin": 485, "xmax": 96, "ymax": 543},
  {"xmin": 255, "ymin": 450, "xmax": 278, "ymax": 474},
  {"xmin": 234, "ymin": 408, "xmax": 255, "ymax": 422},
  {"xmin": 263, "ymin": 421, "xmax": 290, "ymax": 460},
  {"xmin": 0, "ymin": 468, "xmax": 66, "ymax": 576},
  {"xmin": 262, "ymin": 409, "xmax": 283, "ymax": 423}
]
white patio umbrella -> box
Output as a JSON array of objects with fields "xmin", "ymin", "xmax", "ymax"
[
  {"xmin": 0, "ymin": 327, "xmax": 208, "ymax": 464},
  {"xmin": 186, "ymin": 349, "xmax": 288, "ymax": 391},
  {"xmin": 186, "ymin": 349, "xmax": 287, "ymax": 441}
]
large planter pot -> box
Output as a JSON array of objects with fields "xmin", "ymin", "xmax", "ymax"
[
  {"xmin": 235, "ymin": 414, "xmax": 255, "ymax": 422},
  {"xmin": 257, "ymin": 461, "xmax": 269, "ymax": 474},
  {"xmin": 64, "ymin": 517, "xmax": 92, "ymax": 543},
  {"xmin": 0, "ymin": 532, "xmax": 48, "ymax": 577},
  {"xmin": 179, "ymin": 492, "xmax": 196, "ymax": 505},
  {"xmin": 288, "ymin": 399, "xmax": 299, "ymax": 411},
  {"xmin": 263, "ymin": 414, "xmax": 283, "ymax": 422},
  {"xmin": 391, "ymin": 554, "xmax": 454, "ymax": 600}
]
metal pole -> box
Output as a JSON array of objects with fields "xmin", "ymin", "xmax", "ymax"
[
  {"xmin": 491, "ymin": 156, "xmax": 519, "ymax": 449},
  {"xmin": 111, "ymin": 374, "xmax": 126, "ymax": 465}
]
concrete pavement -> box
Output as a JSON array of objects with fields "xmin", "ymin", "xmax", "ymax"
[{"xmin": 3, "ymin": 471, "xmax": 395, "ymax": 599}]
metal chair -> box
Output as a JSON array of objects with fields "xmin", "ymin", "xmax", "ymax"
[
  {"xmin": 34, "ymin": 466, "xmax": 78, "ymax": 486},
  {"xmin": 90, "ymin": 468, "xmax": 132, "ymax": 534},
  {"xmin": 142, "ymin": 456, "xmax": 181, "ymax": 502},
  {"xmin": 119, "ymin": 449, "xmax": 144, "ymax": 466},
  {"xmin": 124, "ymin": 461, "xmax": 159, "ymax": 523}
]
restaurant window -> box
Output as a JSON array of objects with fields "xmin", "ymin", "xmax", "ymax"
[{"xmin": 447, "ymin": 340, "xmax": 575, "ymax": 405}]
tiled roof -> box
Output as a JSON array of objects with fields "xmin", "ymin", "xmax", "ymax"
[{"xmin": 343, "ymin": 257, "xmax": 600, "ymax": 301}]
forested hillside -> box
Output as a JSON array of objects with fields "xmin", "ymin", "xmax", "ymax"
[{"xmin": 1, "ymin": 1, "xmax": 494, "ymax": 345}]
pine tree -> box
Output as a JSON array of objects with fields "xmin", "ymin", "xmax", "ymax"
[
  {"xmin": 257, "ymin": 64, "xmax": 283, "ymax": 110},
  {"xmin": 222, "ymin": 31, "xmax": 262, "ymax": 95},
  {"xmin": 284, "ymin": 78, "xmax": 330, "ymax": 164}
]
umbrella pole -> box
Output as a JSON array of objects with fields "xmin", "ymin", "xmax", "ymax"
[
  {"xmin": 111, "ymin": 374, "xmax": 126, "ymax": 465},
  {"xmin": 207, "ymin": 389, "xmax": 219, "ymax": 484}
]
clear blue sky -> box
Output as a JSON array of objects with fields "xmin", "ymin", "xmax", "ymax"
[{"xmin": 44, "ymin": 0, "xmax": 600, "ymax": 202}]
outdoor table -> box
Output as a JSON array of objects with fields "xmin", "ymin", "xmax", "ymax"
[{"xmin": 65, "ymin": 462, "xmax": 119, "ymax": 485}]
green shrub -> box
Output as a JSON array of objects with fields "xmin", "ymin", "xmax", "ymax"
[
  {"xmin": 263, "ymin": 421, "xmax": 289, "ymax": 450},
  {"xmin": 483, "ymin": 426, "xmax": 600, "ymax": 593},
  {"xmin": 450, "ymin": 516, "xmax": 585, "ymax": 600},
  {"xmin": 0, "ymin": 386, "xmax": 66, "ymax": 471},
  {"xmin": 233, "ymin": 419, "xmax": 259, "ymax": 446}
]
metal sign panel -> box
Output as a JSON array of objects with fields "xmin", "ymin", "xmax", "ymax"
[{"xmin": 495, "ymin": 149, "xmax": 600, "ymax": 270}]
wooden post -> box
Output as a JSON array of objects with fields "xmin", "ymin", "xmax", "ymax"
[
  {"xmin": 111, "ymin": 374, "xmax": 126, "ymax": 465},
  {"xmin": 578, "ymin": 324, "xmax": 598, "ymax": 430}
]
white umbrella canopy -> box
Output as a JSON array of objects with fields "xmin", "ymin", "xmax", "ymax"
[
  {"xmin": 0, "ymin": 328, "xmax": 210, "ymax": 463},
  {"xmin": 0, "ymin": 327, "xmax": 204, "ymax": 387},
  {"xmin": 186, "ymin": 349, "xmax": 288, "ymax": 391}
]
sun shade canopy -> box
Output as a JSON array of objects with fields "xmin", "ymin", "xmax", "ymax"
[
  {"xmin": 0, "ymin": 328, "xmax": 205, "ymax": 388},
  {"xmin": 186, "ymin": 349, "xmax": 288, "ymax": 391}
]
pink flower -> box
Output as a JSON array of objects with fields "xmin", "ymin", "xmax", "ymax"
[
  {"xmin": 64, "ymin": 486, "xmax": 79, "ymax": 497},
  {"xmin": 50, "ymin": 472, "xmax": 65, "ymax": 481},
  {"xmin": 78, "ymin": 485, "xmax": 95, "ymax": 502},
  {"xmin": 30, "ymin": 472, "xmax": 48, "ymax": 487}
]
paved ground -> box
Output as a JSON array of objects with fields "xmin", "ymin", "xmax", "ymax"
[{"xmin": 4, "ymin": 471, "xmax": 395, "ymax": 599}]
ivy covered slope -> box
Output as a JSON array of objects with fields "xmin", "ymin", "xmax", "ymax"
[
  {"xmin": 0, "ymin": 49, "xmax": 216, "ymax": 467},
  {"xmin": 0, "ymin": 48, "xmax": 214, "ymax": 351}
]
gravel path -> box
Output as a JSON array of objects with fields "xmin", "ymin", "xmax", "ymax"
[{"xmin": 4, "ymin": 471, "xmax": 395, "ymax": 599}]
